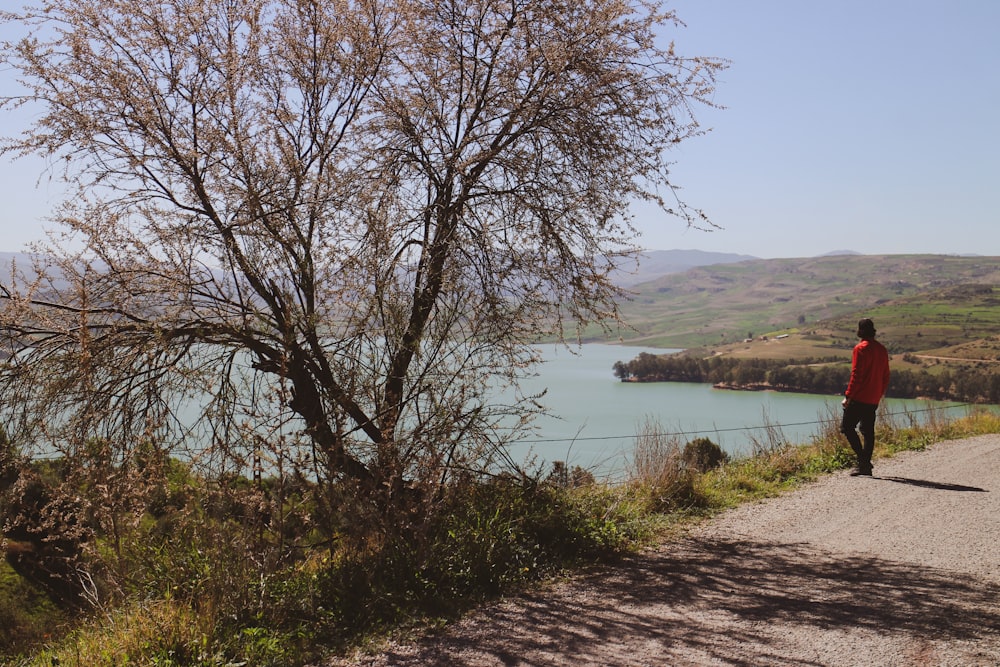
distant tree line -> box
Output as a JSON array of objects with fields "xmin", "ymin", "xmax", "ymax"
[{"xmin": 613, "ymin": 353, "xmax": 1000, "ymax": 404}]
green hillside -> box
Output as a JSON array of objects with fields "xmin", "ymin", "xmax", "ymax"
[{"xmin": 591, "ymin": 254, "xmax": 1000, "ymax": 357}]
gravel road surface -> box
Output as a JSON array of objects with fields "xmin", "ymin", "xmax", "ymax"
[{"xmin": 330, "ymin": 435, "xmax": 1000, "ymax": 666}]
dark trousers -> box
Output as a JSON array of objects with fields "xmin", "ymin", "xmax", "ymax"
[{"xmin": 841, "ymin": 400, "xmax": 878, "ymax": 471}]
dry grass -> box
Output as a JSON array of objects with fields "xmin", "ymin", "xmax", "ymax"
[{"xmin": 627, "ymin": 418, "xmax": 708, "ymax": 513}]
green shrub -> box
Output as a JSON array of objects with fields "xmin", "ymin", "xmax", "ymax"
[{"xmin": 682, "ymin": 437, "xmax": 729, "ymax": 472}]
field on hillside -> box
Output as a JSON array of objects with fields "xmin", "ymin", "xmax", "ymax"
[{"xmin": 590, "ymin": 255, "xmax": 1000, "ymax": 362}]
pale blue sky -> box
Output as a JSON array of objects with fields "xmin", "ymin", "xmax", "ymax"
[
  {"xmin": 641, "ymin": 0, "xmax": 1000, "ymax": 257},
  {"xmin": 1, "ymin": 1, "xmax": 997, "ymax": 259}
]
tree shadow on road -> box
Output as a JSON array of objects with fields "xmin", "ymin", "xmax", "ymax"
[{"xmin": 373, "ymin": 537, "xmax": 1000, "ymax": 666}]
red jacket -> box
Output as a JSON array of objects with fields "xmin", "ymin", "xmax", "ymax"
[{"xmin": 845, "ymin": 338, "xmax": 891, "ymax": 405}]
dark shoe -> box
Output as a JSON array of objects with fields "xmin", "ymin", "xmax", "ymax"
[{"xmin": 850, "ymin": 468, "xmax": 872, "ymax": 477}]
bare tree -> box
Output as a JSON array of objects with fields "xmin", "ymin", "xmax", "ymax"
[{"xmin": 0, "ymin": 0, "xmax": 723, "ymax": 527}]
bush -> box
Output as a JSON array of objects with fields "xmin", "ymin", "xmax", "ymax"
[
  {"xmin": 422, "ymin": 476, "xmax": 647, "ymax": 600},
  {"xmin": 242, "ymin": 472, "xmax": 652, "ymax": 655},
  {"xmin": 682, "ymin": 437, "xmax": 728, "ymax": 472}
]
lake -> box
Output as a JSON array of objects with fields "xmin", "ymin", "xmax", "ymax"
[
  {"xmin": 505, "ymin": 344, "xmax": 968, "ymax": 479},
  {"xmin": 15, "ymin": 342, "xmax": 968, "ymax": 479}
]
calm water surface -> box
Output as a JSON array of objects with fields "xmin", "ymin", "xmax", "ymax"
[{"xmin": 506, "ymin": 344, "xmax": 966, "ymax": 478}]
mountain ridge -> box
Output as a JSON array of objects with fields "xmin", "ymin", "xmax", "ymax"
[{"xmin": 6, "ymin": 250, "xmax": 999, "ymax": 357}]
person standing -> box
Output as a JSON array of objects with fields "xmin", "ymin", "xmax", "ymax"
[{"xmin": 841, "ymin": 318, "xmax": 891, "ymax": 476}]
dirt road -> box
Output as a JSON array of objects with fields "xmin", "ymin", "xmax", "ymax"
[{"xmin": 331, "ymin": 435, "xmax": 1000, "ymax": 666}]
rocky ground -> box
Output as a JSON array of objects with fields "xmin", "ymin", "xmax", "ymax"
[{"xmin": 328, "ymin": 435, "xmax": 1000, "ymax": 666}]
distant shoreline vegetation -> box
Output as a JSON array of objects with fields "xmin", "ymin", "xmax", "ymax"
[{"xmin": 612, "ymin": 352, "xmax": 1000, "ymax": 404}]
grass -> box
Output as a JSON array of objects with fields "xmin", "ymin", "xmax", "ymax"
[{"xmin": 5, "ymin": 406, "xmax": 1000, "ymax": 666}]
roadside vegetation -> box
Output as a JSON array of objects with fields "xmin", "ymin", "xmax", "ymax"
[{"xmin": 3, "ymin": 406, "xmax": 997, "ymax": 666}]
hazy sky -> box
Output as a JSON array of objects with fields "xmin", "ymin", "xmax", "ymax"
[{"xmin": 1, "ymin": 1, "xmax": 997, "ymax": 259}]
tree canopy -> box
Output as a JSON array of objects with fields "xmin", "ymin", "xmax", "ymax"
[{"xmin": 0, "ymin": 0, "xmax": 724, "ymax": 522}]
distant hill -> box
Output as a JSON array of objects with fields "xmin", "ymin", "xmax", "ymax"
[
  {"xmin": 611, "ymin": 249, "xmax": 757, "ymax": 287},
  {"xmin": 818, "ymin": 249, "xmax": 861, "ymax": 257},
  {"xmin": 0, "ymin": 252, "xmax": 35, "ymax": 276},
  {"xmin": 0, "ymin": 252, "xmax": 28, "ymax": 267},
  {"xmin": 600, "ymin": 253, "xmax": 1000, "ymax": 350},
  {"xmin": 0, "ymin": 251, "xmax": 53, "ymax": 284}
]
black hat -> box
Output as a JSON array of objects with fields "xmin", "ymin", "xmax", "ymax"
[{"xmin": 857, "ymin": 318, "xmax": 876, "ymax": 337}]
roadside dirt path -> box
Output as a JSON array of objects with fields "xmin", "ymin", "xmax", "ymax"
[{"xmin": 330, "ymin": 435, "xmax": 1000, "ymax": 666}]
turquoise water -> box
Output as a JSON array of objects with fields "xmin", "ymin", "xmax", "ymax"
[
  {"xmin": 21, "ymin": 342, "xmax": 967, "ymax": 478},
  {"xmin": 505, "ymin": 344, "xmax": 968, "ymax": 478}
]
